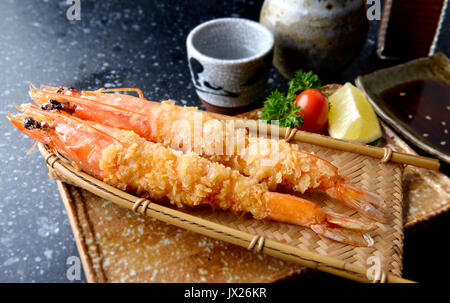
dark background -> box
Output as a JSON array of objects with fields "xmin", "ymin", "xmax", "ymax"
[{"xmin": 0, "ymin": 0, "xmax": 448, "ymax": 283}]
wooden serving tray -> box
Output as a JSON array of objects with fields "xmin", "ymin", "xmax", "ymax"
[
  {"xmin": 56, "ymin": 182, "xmax": 304, "ymax": 282},
  {"xmin": 383, "ymin": 124, "xmax": 450, "ymax": 229}
]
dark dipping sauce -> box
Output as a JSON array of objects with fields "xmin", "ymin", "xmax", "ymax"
[{"xmin": 381, "ymin": 78, "xmax": 450, "ymax": 155}]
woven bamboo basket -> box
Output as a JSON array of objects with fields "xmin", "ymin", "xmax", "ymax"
[
  {"xmin": 53, "ymin": 122, "xmax": 447, "ymax": 283},
  {"xmin": 38, "ymin": 113, "xmax": 425, "ymax": 282}
]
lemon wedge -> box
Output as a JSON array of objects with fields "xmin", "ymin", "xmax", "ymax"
[{"xmin": 328, "ymin": 83, "xmax": 382, "ymax": 144}]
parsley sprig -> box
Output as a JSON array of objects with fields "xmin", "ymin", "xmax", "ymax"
[{"xmin": 261, "ymin": 70, "xmax": 322, "ymax": 128}]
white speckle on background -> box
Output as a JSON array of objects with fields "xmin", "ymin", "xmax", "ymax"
[
  {"xmin": 3, "ymin": 257, "xmax": 19, "ymax": 266},
  {"xmin": 44, "ymin": 249, "xmax": 53, "ymax": 260}
]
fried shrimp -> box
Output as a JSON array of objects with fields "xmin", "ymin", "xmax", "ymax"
[
  {"xmin": 9, "ymin": 104, "xmax": 375, "ymax": 246},
  {"xmin": 30, "ymin": 85, "xmax": 387, "ymax": 223}
]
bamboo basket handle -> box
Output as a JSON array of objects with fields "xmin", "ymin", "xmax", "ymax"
[{"xmin": 209, "ymin": 113, "xmax": 440, "ymax": 170}]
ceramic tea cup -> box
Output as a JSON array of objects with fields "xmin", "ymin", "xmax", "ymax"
[{"xmin": 186, "ymin": 18, "xmax": 274, "ymax": 114}]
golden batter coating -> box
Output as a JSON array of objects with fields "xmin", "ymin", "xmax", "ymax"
[
  {"xmin": 100, "ymin": 130, "xmax": 269, "ymax": 219},
  {"xmin": 153, "ymin": 101, "xmax": 337, "ymax": 192}
]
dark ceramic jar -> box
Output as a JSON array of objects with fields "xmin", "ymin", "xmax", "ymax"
[{"xmin": 260, "ymin": 0, "xmax": 369, "ymax": 78}]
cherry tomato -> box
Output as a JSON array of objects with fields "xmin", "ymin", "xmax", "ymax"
[{"xmin": 295, "ymin": 89, "xmax": 329, "ymax": 133}]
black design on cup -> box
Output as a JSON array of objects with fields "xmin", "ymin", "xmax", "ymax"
[
  {"xmin": 189, "ymin": 57, "xmax": 203, "ymax": 86},
  {"xmin": 204, "ymin": 81, "xmax": 222, "ymax": 90},
  {"xmin": 188, "ymin": 56, "xmax": 240, "ymax": 98}
]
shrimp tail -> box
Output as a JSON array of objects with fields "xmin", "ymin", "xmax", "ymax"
[
  {"xmin": 326, "ymin": 212, "xmax": 375, "ymax": 231},
  {"xmin": 264, "ymin": 192, "xmax": 374, "ymax": 247},
  {"xmin": 309, "ymin": 224, "xmax": 373, "ymax": 247},
  {"xmin": 325, "ymin": 182, "xmax": 387, "ymax": 224}
]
